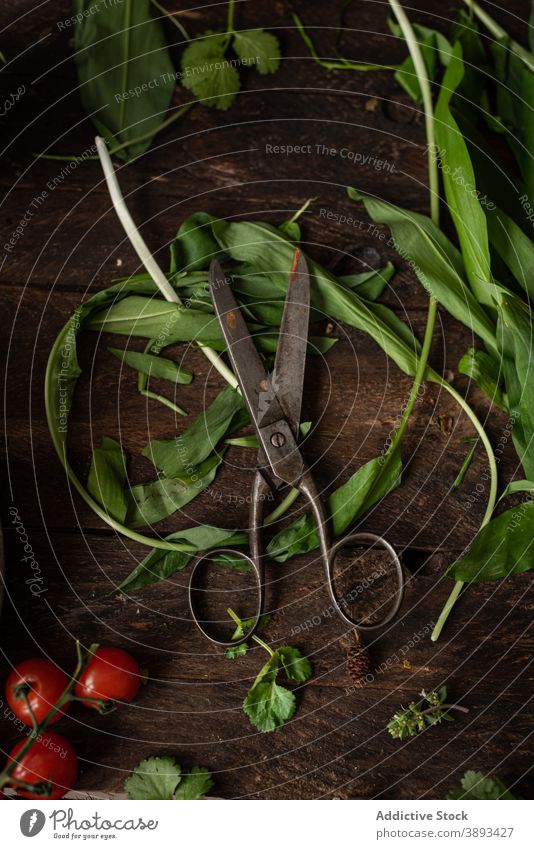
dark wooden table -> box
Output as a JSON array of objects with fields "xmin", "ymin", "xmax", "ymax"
[{"xmin": 1, "ymin": 0, "xmax": 532, "ymax": 800}]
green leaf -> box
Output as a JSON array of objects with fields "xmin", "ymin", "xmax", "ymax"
[
  {"xmin": 349, "ymin": 189, "xmax": 498, "ymax": 356},
  {"xmin": 89, "ymin": 296, "xmax": 223, "ymax": 344},
  {"xmin": 388, "ymin": 19, "xmax": 451, "ymax": 103},
  {"xmin": 211, "ymin": 218, "xmax": 430, "ymax": 381},
  {"xmin": 109, "ymin": 347, "xmax": 192, "ymax": 384},
  {"xmin": 243, "ymin": 653, "xmax": 295, "ymax": 732},
  {"xmin": 447, "ymin": 770, "xmax": 516, "ymax": 800},
  {"xmin": 125, "ymin": 756, "xmax": 181, "ymax": 800},
  {"xmin": 125, "ymin": 455, "xmax": 222, "ymax": 527},
  {"xmin": 181, "ymin": 33, "xmax": 240, "ymax": 110},
  {"xmin": 72, "ymin": 1, "xmax": 175, "ymax": 160},
  {"xmin": 448, "ymin": 500, "xmax": 534, "ymax": 582},
  {"xmin": 339, "ymin": 262, "xmax": 395, "ymax": 301},
  {"xmin": 233, "ymin": 29, "xmax": 281, "ymax": 75},
  {"xmin": 117, "ymin": 525, "xmax": 245, "ymax": 592},
  {"xmin": 458, "ymin": 348, "xmax": 507, "ymax": 411},
  {"xmin": 277, "ymin": 646, "xmax": 312, "ymax": 682},
  {"xmin": 174, "ymin": 767, "xmax": 214, "ymax": 800},
  {"xmin": 87, "ymin": 436, "xmax": 128, "ymax": 522},
  {"xmin": 267, "ymin": 449, "xmax": 402, "ymax": 562},
  {"xmin": 170, "ymin": 212, "xmax": 225, "ymax": 274},
  {"xmin": 486, "ymin": 205, "xmax": 534, "ymax": 300},
  {"xmin": 497, "ymin": 292, "xmax": 534, "ymax": 479},
  {"xmin": 434, "ymin": 42, "xmax": 493, "ymax": 307},
  {"xmin": 224, "ymin": 614, "xmax": 270, "ymax": 659},
  {"xmin": 499, "ymin": 479, "xmax": 534, "ymax": 502},
  {"xmin": 143, "ymin": 385, "xmax": 247, "ymax": 479}
]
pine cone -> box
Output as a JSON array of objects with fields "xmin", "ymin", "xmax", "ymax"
[{"xmin": 347, "ymin": 630, "xmax": 372, "ymax": 687}]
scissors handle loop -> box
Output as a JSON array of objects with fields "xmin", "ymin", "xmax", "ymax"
[{"xmin": 188, "ymin": 471, "xmax": 269, "ymax": 647}]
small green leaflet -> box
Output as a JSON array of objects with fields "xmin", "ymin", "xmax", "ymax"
[
  {"xmin": 87, "ymin": 436, "xmax": 128, "ymax": 523},
  {"xmin": 125, "ymin": 756, "xmax": 213, "ymax": 800},
  {"xmin": 224, "ymin": 614, "xmax": 271, "ymax": 660},
  {"xmin": 181, "ymin": 27, "xmax": 281, "ymax": 111},
  {"xmin": 233, "ymin": 29, "xmax": 281, "ymax": 75},
  {"xmin": 447, "ymin": 770, "xmax": 516, "ymax": 800},
  {"xmin": 243, "ymin": 646, "xmax": 312, "ymax": 732},
  {"xmin": 125, "ymin": 756, "xmax": 181, "ymax": 800},
  {"xmin": 109, "ymin": 347, "xmax": 192, "ymax": 384},
  {"xmin": 181, "ymin": 33, "xmax": 240, "ymax": 110},
  {"xmin": 174, "ymin": 766, "xmax": 214, "ymax": 800}
]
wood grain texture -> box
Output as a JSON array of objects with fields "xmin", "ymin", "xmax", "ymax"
[{"xmin": 0, "ymin": 0, "xmax": 532, "ymax": 800}]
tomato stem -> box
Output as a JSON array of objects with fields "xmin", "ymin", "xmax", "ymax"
[{"xmin": 0, "ymin": 640, "xmax": 99, "ymax": 794}]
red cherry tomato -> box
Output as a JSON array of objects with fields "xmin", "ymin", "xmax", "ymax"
[
  {"xmin": 6, "ymin": 659, "xmax": 70, "ymax": 726},
  {"xmin": 7, "ymin": 732, "xmax": 78, "ymax": 800},
  {"xmin": 74, "ymin": 647, "xmax": 141, "ymax": 708}
]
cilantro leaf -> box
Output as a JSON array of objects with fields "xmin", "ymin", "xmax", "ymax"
[
  {"xmin": 225, "ymin": 642, "xmax": 248, "ymax": 660},
  {"xmin": 447, "ymin": 770, "xmax": 516, "ymax": 800},
  {"xmin": 233, "ymin": 29, "xmax": 281, "ymax": 75},
  {"xmin": 181, "ymin": 33, "xmax": 240, "ymax": 110},
  {"xmin": 244, "ymin": 678, "xmax": 296, "ymax": 732},
  {"xmin": 278, "ymin": 646, "xmax": 313, "ymax": 681},
  {"xmin": 125, "ymin": 756, "xmax": 181, "ymax": 800},
  {"xmin": 174, "ymin": 767, "xmax": 214, "ymax": 800}
]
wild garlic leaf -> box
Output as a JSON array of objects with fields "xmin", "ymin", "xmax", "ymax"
[
  {"xmin": 117, "ymin": 525, "xmax": 245, "ymax": 593},
  {"xmin": 486, "ymin": 205, "xmax": 534, "ymax": 301},
  {"xmin": 267, "ymin": 449, "xmax": 402, "ymax": 562},
  {"xmin": 233, "ymin": 29, "xmax": 281, "ymax": 75},
  {"xmin": 125, "ymin": 756, "xmax": 181, "ymax": 800},
  {"xmin": 72, "ymin": 0, "xmax": 175, "ymax": 160},
  {"xmin": 211, "ymin": 218, "xmax": 429, "ymax": 381},
  {"xmin": 174, "ymin": 767, "xmax": 214, "ymax": 800},
  {"xmin": 434, "ymin": 42, "xmax": 493, "ymax": 307},
  {"xmin": 170, "ymin": 212, "xmax": 225, "ymax": 274},
  {"xmin": 109, "ymin": 347, "xmax": 192, "ymax": 384},
  {"xmin": 339, "ymin": 262, "xmax": 395, "ymax": 301},
  {"xmin": 143, "ymin": 385, "xmax": 247, "ymax": 479},
  {"xmin": 125, "ymin": 456, "xmax": 222, "ymax": 528},
  {"xmin": 447, "ymin": 770, "xmax": 516, "ymax": 800},
  {"xmin": 181, "ymin": 33, "xmax": 240, "ymax": 110},
  {"xmin": 458, "ymin": 348, "xmax": 507, "ymax": 411},
  {"xmin": 87, "ymin": 436, "xmax": 128, "ymax": 523},
  {"xmin": 448, "ymin": 500, "xmax": 534, "ymax": 582},
  {"xmin": 349, "ymin": 190, "xmax": 498, "ymax": 356},
  {"xmin": 388, "ymin": 18, "xmax": 451, "ymax": 102}
]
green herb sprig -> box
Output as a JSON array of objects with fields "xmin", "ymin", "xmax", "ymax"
[
  {"xmin": 447, "ymin": 770, "xmax": 517, "ymax": 800},
  {"xmin": 387, "ymin": 687, "xmax": 468, "ymax": 740},
  {"xmin": 125, "ymin": 756, "xmax": 213, "ymax": 800},
  {"xmin": 226, "ymin": 610, "xmax": 312, "ymax": 732}
]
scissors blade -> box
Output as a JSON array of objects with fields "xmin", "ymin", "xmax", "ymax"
[
  {"xmin": 209, "ymin": 260, "xmax": 285, "ymax": 432},
  {"xmin": 272, "ymin": 249, "xmax": 310, "ymax": 437}
]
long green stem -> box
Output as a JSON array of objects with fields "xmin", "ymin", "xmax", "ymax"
[
  {"xmin": 95, "ymin": 137, "xmax": 238, "ymax": 390},
  {"xmin": 226, "ymin": 0, "xmax": 236, "ymax": 35},
  {"xmin": 431, "ymin": 379, "xmax": 498, "ymax": 641},
  {"xmin": 0, "ymin": 642, "xmax": 96, "ymax": 791},
  {"xmin": 150, "ymin": 0, "xmax": 190, "ymax": 41}
]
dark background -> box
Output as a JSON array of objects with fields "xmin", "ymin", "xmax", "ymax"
[{"xmin": 0, "ymin": 0, "xmax": 532, "ymax": 799}]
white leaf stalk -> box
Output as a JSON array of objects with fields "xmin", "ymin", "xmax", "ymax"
[{"xmin": 95, "ymin": 136, "xmax": 238, "ymax": 389}]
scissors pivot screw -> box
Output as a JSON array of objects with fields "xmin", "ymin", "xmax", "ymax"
[{"xmin": 270, "ymin": 431, "xmax": 286, "ymax": 448}]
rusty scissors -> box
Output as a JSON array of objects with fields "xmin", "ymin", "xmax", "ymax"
[{"xmin": 189, "ymin": 249, "xmax": 404, "ymax": 647}]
